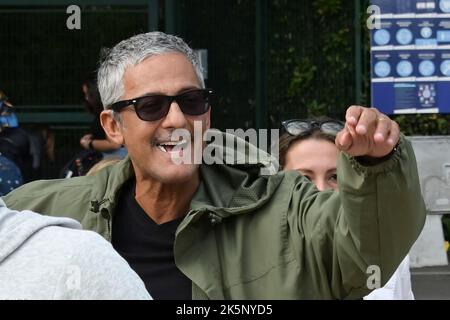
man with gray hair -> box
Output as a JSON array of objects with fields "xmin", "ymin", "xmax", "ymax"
[{"xmin": 4, "ymin": 31, "xmax": 426, "ymax": 300}]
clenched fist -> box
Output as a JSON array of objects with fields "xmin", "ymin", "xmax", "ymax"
[{"xmin": 335, "ymin": 106, "xmax": 400, "ymax": 158}]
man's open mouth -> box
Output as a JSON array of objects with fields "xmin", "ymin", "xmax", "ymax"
[{"xmin": 156, "ymin": 140, "xmax": 188, "ymax": 153}]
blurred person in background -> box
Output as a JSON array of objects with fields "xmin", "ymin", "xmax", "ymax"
[
  {"xmin": 0, "ymin": 91, "xmax": 54, "ymax": 191},
  {"xmin": 80, "ymin": 74, "xmax": 127, "ymax": 159},
  {"xmin": 60, "ymin": 76, "xmax": 128, "ymax": 178},
  {"xmin": 0, "ymin": 90, "xmax": 23, "ymax": 195}
]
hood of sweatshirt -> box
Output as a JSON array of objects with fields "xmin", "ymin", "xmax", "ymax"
[{"xmin": 0, "ymin": 198, "xmax": 81, "ymax": 264}]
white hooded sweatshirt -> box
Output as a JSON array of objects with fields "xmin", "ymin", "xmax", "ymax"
[{"xmin": 0, "ymin": 199, "xmax": 151, "ymax": 300}]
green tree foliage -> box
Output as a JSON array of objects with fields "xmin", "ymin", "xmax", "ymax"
[
  {"xmin": 393, "ymin": 114, "xmax": 450, "ymax": 135},
  {"xmin": 268, "ymin": 0, "xmax": 354, "ymax": 127}
]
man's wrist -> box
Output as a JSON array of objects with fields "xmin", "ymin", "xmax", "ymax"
[
  {"xmin": 88, "ymin": 140, "xmax": 94, "ymax": 149},
  {"xmin": 355, "ymin": 141, "xmax": 400, "ymax": 166}
]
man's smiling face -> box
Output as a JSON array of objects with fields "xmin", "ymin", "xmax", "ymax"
[{"xmin": 113, "ymin": 52, "xmax": 210, "ymax": 184}]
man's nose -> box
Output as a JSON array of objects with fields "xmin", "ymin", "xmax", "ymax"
[{"xmin": 161, "ymin": 101, "xmax": 187, "ymax": 128}]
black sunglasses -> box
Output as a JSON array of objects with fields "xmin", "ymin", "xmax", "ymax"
[
  {"xmin": 281, "ymin": 119, "xmax": 345, "ymax": 137},
  {"xmin": 110, "ymin": 89, "xmax": 213, "ymax": 122}
]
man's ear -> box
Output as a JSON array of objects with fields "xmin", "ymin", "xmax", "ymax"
[
  {"xmin": 205, "ymin": 107, "xmax": 211, "ymax": 130},
  {"xmin": 100, "ymin": 110, "xmax": 124, "ymax": 145}
]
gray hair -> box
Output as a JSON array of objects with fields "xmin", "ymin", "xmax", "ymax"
[{"xmin": 97, "ymin": 32, "xmax": 205, "ymax": 109}]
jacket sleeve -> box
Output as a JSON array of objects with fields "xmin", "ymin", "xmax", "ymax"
[
  {"xmin": 2, "ymin": 178, "xmax": 95, "ymax": 227},
  {"xmin": 3, "ymin": 179, "xmax": 80, "ymax": 218},
  {"xmin": 287, "ymin": 136, "xmax": 426, "ymax": 299}
]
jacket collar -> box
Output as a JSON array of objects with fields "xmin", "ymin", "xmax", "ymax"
[
  {"xmin": 88, "ymin": 156, "xmax": 134, "ymax": 214},
  {"xmin": 88, "ymin": 131, "xmax": 282, "ymax": 218}
]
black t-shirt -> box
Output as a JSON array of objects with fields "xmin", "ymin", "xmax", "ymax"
[{"xmin": 112, "ymin": 179, "xmax": 192, "ymax": 300}]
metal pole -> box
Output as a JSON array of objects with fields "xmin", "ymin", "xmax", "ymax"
[
  {"xmin": 0, "ymin": 0, "xmax": 150, "ymax": 4},
  {"xmin": 354, "ymin": 0, "xmax": 363, "ymax": 105},
  {"xmin": 164, "ymin": 0, "xmax": 176, "ymax": 34},
  {"xmin": 255, "ymin": 0, "xmax": 268, "ymax": 130},
  {"xmin": 148, "ymin": 0, "xmax": 158, "ymax": 31}
]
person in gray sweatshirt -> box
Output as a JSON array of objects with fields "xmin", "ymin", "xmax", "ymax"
[{"xmin": 0, "ymin": 199, "xmax": 151, "ymax": 300}]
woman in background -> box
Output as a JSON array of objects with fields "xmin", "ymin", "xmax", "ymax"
[
  {"xmin": 279, "ymin": 117, "xmax": 414, "ymax": 300},
  {"xmin": 80, "ymin": 74, "xmax": 127, "ymax": 159}
]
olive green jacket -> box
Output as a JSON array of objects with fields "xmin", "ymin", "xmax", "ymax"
[{"xmin": 3, "ymin": 134, "xmax": 426, "ymax": 299}]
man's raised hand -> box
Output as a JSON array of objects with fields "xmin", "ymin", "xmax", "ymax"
[{"xmin": 335, "ymin": 106, "xmax": 400, "ymax": 158}]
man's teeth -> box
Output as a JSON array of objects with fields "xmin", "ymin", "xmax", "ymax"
[
  {"xmin": 157, "ymin": 140, "xmax": 187, "ymax": 153},
  {"xmin": 162, "ymin": 141, "xmax": 182, "ymax": 146}
]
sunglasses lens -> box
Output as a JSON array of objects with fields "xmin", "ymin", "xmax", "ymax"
[
  {"xmin": 135, "ymin": 96, "xmax": 170, "ymax": 121},
  {"xmin": 178, "ymin": 90, "xmax": 210, "ymax": 116},
  {"xmin": 321, "ymin": 122, "xmax": 344, "ymax": 135},
  {"xmin": 285, "ymin": 121, "xmax": 311, "ymax": 136},
  {"xmin": 124, "ymin": 89, "xmax": 212, "ymax": 121}
]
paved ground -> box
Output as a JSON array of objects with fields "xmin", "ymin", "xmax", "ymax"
[{"xmin": 411, "ymin": 253, "xmax": 450, "ymax": 300}]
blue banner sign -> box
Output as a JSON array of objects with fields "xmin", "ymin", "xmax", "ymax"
[{"xmin": 371, "ymin": 0, "xmax": 450, "ymax": 114}]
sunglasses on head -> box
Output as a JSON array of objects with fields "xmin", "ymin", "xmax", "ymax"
[
  {"xmin": 110, "ymin": 88, "xmax": 213, "ymax": 122},
  {"xmin": 281, "ymin": 119, "xmax": 345, "ymax": 137}
]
